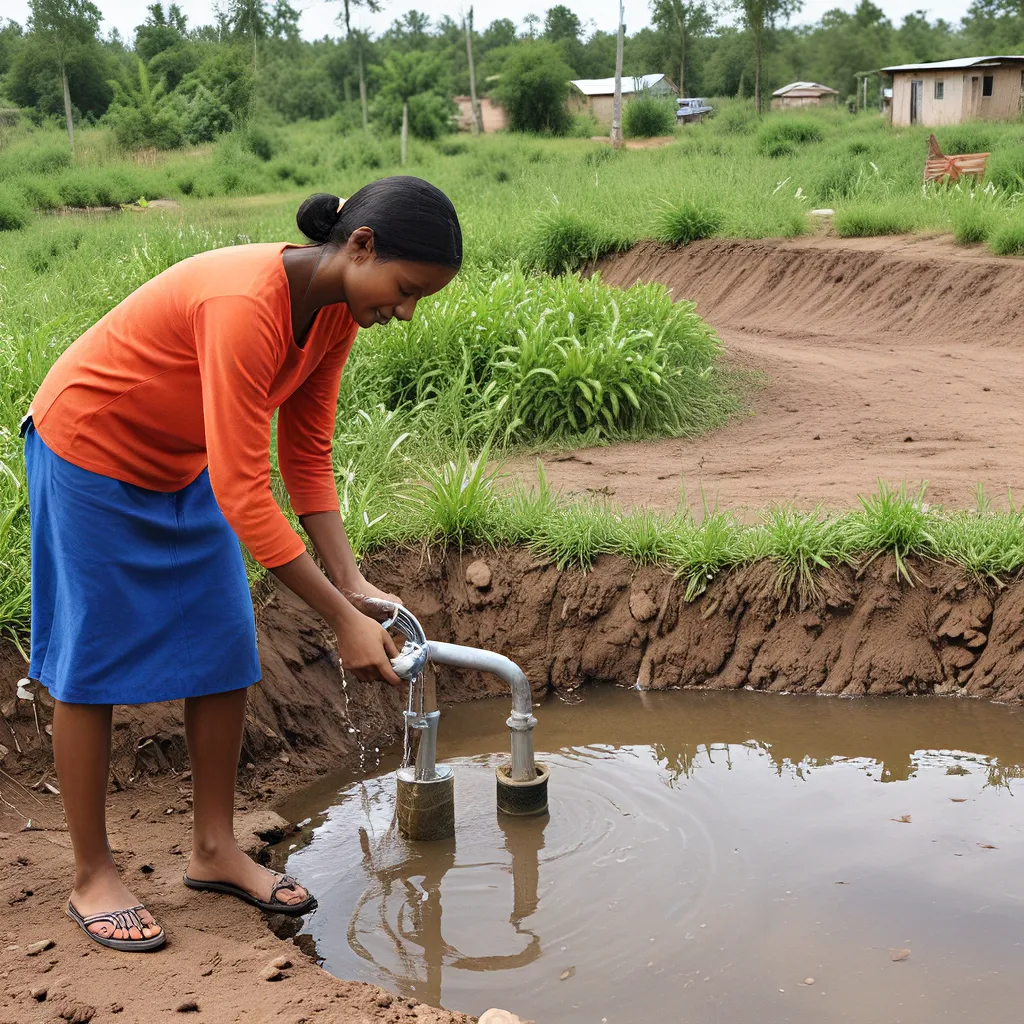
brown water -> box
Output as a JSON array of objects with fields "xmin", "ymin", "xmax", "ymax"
[{"xmin": 273, "ymin": 689, "xmax": 1024, "ymax": 1023}]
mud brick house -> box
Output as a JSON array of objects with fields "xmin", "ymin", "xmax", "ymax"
[
  {"xmin": 770, "ymin": 82, "xmax": 839, "ymax": 110},
  {"xmin": 568, "ymin": 74, "xmax": 678, "ymax": 128},
  {"xmin": 882, "ymin": 56, "xmax": 1024, "ymax": 126}
]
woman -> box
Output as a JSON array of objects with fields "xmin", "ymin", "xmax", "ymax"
[{"xmin": 23, "ymin": 176, "xmax": 462, "ymax": 951}]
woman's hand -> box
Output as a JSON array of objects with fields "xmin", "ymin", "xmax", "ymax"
[
  {"xmin": 333, "ymin": 604, "xmax": 402, "ymax": 686},
  {"xmin": 342, "ymin": 577, "xmax": 404, "ymax": 624}
]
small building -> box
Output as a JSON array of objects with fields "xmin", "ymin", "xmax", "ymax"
[
  {"xmin": 770, "ymin": 82, "xmax": 839, "ymax": 110},
  {"xmin": 881, "ymin": 56, "xmax": 1024, "ymax": 126},
  {"xmin": 568, "ymin": 74, "xmax": 678, "ymax": 129},
  {"xmin": 453, "ymin": 96, "xmax": 508, "ymax": 134}
]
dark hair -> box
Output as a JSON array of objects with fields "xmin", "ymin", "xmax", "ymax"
[{"xmin": 296, "ymin": 176, "xmax": 462, "ymax": 269}]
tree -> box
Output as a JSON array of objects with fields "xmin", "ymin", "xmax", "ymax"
[
  {"xmin": 493, "ymin": 40, "xmax": 573, "ymax": 134},
  {"xmin": 104, "ymin": 56, "xmax": 184, "ymax": 148},
  {"xmin": 335, "ymin": 0, "xmax": 382, "ymax": 129},
  {"xmin": 371, "ymin": 49, "xmax": 454, "ymax": 143},
  {"xmin": 268, "ymin": 0, "xmax": 300, "ymax": 43},
  {"xmin": 228, "ymin": 0, "xmax": 269, "ymax": 66},
  {"xmin": 482, "ymin": 17, "xmax": 517, "ymax": 50},
  {"xmin": 651, "ymin": 0, "xmax": 715, "ymax": 95},
  {"xmin": 732, "ymin": 0, "xmax": 801, "ymax": 112},
  {"xmin": 544, "ymin": 5, "xmax": 583, "ymax": 42},
  {"xmin": 522, "ymin": 13, "xmax": 540, "ymax": 39},
  {"xmin": 134, "ymin": 3, "xmax": 187, "ymax": 63},
  {"xmin": 26, "ymin": 0, "xmax": 104, "ymax": 152}
]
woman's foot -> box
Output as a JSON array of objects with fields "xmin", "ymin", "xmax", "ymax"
[
  {"xmin": 186, "ymin": 842, "xmax": 309, "ymax": 907},
  {"xmin": 69, "ymin": 865, "xmax": 162, "ymax": 941}
]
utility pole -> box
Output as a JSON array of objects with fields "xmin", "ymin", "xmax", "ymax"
[
  {"xmin": 401, "ymin": 100, "xmax": 409, "ymax": 165},
  {"xmin": 611, "ymin": 0, "xmax": 624, "ymax": 148},
  {"xmin": 465, "ymin": 6, "xmax": 483, "ymax": 134}
]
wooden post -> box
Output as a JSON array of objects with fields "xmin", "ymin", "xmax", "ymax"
[
  {"xmin": 358, "ymin": 45, "xmax": 369, "ymax": 130},
  {"xmin": 401, "ymin": 100, "xmax": 409, "ymax": 165},
  {"xmin": 465, "ymin": 6, "xmax": 483, "ymax": 134},
  {"xmin": 61, "ymin": 64, "xmax": 74, "ymax": 155},
  {"xmin": 611, "ymin": 0, "xmax": 624, "ymax": 148}
]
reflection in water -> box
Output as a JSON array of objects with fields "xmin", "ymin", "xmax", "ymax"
[{"xmin": 275, "ymin": 689, "xmax": 1024, "ymax": 1024}]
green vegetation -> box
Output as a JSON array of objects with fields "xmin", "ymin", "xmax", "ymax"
[{"xmin": 623, "ymin": 93, "xmax": 676, "ymax": 139}]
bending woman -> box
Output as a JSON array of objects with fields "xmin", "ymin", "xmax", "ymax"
[{"xmin": 23, "ymin": 176, "xmax": 462, "ymax": 951}]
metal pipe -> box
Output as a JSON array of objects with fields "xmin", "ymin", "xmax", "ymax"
[{"xmin": 425, "ymin": 641, "xmax": 537, "ymax": 783}]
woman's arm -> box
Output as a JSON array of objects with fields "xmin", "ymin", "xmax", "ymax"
[{"xmin": 270, "ymin": 550, "xmax": 400, "ymax": 684}]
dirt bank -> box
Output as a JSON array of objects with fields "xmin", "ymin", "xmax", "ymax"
[
  {"xmin": 3, "ymin": 547, "xmax": 1022, "ymax": 1022},
  {"xmin": 507, "ymin": 235, "xmax": 1024, "ymax": 514}
]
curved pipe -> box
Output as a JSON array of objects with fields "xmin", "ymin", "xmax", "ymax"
[{"xmin": 425, "ymin": 642, "xmax": 537, "ymax": 783}]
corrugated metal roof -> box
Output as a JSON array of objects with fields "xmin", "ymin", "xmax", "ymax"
[
  {"xmin": 881, "ymin": 55, "xmax": 1024, "ymax": 72},
  {"xmin": 570, "ymin": 74, "xmax": 669, "ymax": 96},
  {"xmin": 772, "ymin": 81, "xmax": 838, "ymax": 96}
]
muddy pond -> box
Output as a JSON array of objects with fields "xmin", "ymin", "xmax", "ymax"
[{"xmin": 273, "ymin": 689, "xmax": 1024, "ymax": 1023}]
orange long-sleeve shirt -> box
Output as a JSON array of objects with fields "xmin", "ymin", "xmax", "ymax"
[{"xmin": 31, "ymin": 243, "xmax": 358, "ymax": 568}]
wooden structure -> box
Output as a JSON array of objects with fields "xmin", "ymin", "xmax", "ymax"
[
  {"xmin": 882, "ymin": 56, "xmax": 1024, "ymax": 127},
  {"xmin": 770, "ymin": 82, "xmax": 839, "ymax": 110},
  {"xmin": 569, "ymin": 74, "xmax": 678, "ymax": 129},
  {"xmin": 923, "ymin": 133, "xmax": 990, "ymax": 185}
]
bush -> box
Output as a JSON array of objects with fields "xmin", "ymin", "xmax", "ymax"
[
  {"xmin": 989, "ymin": 221, "xmax": 1024, "ymax": 255},
  {"xmin": 17, "ymin": 176, "xmax": 62, "ymax": 210},
  {"xmin": 834, "ymin": 205, "xmax": 916, "ymax": 237},
  {"xmin": 938, "ymin": 125, "xmax": 996, "ymax": 156},
  {"xmin": 524, "ymin": 212, "xmax": 619, "ymax": 274},
  {"xmin": 623, "ymin": 94, "xmax": 676, "ymax": 139},
  {"xmin": 20, "ymin": 143, "xmax": 73, "ymax": 174},
  {"xmin": 757, "ymin": 117, "xmax": 824, "ymax": 155},
  {"xmin": 242, "ymin": 124, "xmax": 276, "ymax": 161},
  {"xmin": 0, "ymin": 185, "xmax": 30, "ymax": 230},
  {"xmin": 56, "ymin": 172, "xmax": 99, "ymax": 208},
  {"xmin": 494, "ymin": 42, "xmax": 573, "ymax": 135},
  {"xmin": 568, "ymin": 111, "xmax": 601, "ymax": 138},
  {"xmin": 952, "ymin": 203, "xmax": 995, "ymax": 246},
  {"xmin": 764, "ymin": 139, "xmax": 796, "ymax": 159},
  {"xmin": 656, "ymin": 198, "xmax": 723, "ymax": 246}
]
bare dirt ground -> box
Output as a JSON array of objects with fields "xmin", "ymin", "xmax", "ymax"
[{"xmin": 507, "ymin": 235, "xmax": 1024, "ymax": 515}]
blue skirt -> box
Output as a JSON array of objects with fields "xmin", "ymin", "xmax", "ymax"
[{"xmin": 24, "ymin": 421, "xmax": 261, "ymax": 705}]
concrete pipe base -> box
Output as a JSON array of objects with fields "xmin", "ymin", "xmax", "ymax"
[
  {"xmin": 496, "ymin": 762, "xmax": 549, "ymax": 817},
  {"xmin": 396, "ymin": 766, "xmax": 455, "ymax": 841}
]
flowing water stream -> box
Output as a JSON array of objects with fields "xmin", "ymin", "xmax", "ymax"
[{"xmin": 272, "ymin": 689, "xmax": 1024, "ymax": 1023}]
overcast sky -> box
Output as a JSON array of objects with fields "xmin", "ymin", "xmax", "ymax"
[{"xmin": 5, "ymin": 0, "xmax": 974, "ymax": 45}]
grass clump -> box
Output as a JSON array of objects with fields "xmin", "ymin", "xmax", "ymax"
[
  {"xmin": 988, "ymin": 219, "xmax": 1024, "ymax": 255},
  {"xmin": 656, "ymin": 198, "xmax": 723, "ymax": 245},
  {"xmin": 833, "ymin": 204, "xmax": 917, "ymax": 237},
  {"xmin": 623, "ymin": 94, "xmax": 676, "ymax": 139},
  {"xmin": 757, "ymin": 116, "xmax": 824, "ymax": 155},
  {"xmin": 523, "ymin": 212, "xmax": 621, "ymax": 274},
  {"xmin": 952, "ymin": 201, "xmax": 995, "ymax": 245},
  {"xmin": 0, "ymin": 186, "xmax": 30, "ymax": 231}
]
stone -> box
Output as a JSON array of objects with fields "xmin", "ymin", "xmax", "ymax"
[
  {"xmin": 176, "ymin": 1000, "xmax": 199, "ymax": 1012},
  {"xmin": 30, "ymin": 986, "xmax": 47, "ymax": 1001},
  {"xmin": 58, "ymin": 1002, "xmax": 96, "ymax": 1023},
  {"xmin": 375, "ymin": 994, "xmax": 393, "ymax": 1008},
  {"xmin": 26, "ymin": 939, "xmax": 54, "ymax": 956},
  {"xmin": 479, "ymin": 1011, "xmax": 526, "ymax": 1024},
  {"xmin": 261, "ymin": 965, "xmax": 283, "ymax": 982},
  {"xmin": 269, "ymin": 956, "xmax": 292, "ymax": 970},
  {"xmin": 465, "ymin": 559, "xmax": 492, "ymax": 589},
  {"xmin": 628, "ymin": 588, "xmax": 658, "ymax": 623}
]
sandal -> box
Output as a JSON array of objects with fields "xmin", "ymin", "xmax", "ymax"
[
  {"xmin": 182, "ymin": 872, "xmax": 316, "ymax": 916},
  {"xmin": 66, "ymin": 901, "xmax": 166, "ymax": 952}
]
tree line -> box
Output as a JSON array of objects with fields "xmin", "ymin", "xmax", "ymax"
[{"xmin": 2, "ymin": 0, "xmax": 1024, "ymax": 152}]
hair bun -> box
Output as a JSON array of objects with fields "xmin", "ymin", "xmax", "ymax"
[{"xmin": 296, "ymin": 193, "xmax": 343, "ymax": 243}]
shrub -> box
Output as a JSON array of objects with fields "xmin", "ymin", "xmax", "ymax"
[
  {"xmin": 437, "ymin": 139, "xmax": 467, "ymax": 156},
  {"xmin": 764, "ymin": 139, "xmax": 796, "ymax": 159},
  {"xmin": 524, "ymin": 212, "xmax": 618, "ymax": 274},
  {"xmin": 0, "ymin": 186, "xmax": 29, "ymax": 231},
  {"xmin": 493, "ymin": 42, "xmax": 573, "ymax": 135},
  {"xmin": 656, "ymin": 198, "xmax": 723, "ymax": 245},
  {"xmin": 989, "ymin": 221, "xmax": 1024, "ymax": 255},
  {"xmin": 568, "ymin": 111, "xmax": 600, "ymax": 138},
  {"xmin": 623, "ymin": 94, "xmax": 676, "ymax": 139},
  {"xmin": 242, "ymin": 124, "xmax": 276, "ymax": 161},
  {"xmin": 952, "ymin": 203, "xmax": 994, "ymax": 246},
  {"xmin": 939, "ymin": 125, "xmax": 996, "ymax": 156},
  {"xmin": 17, "ymin": 176, "xmax": 62, "ymax": 210},
  {"xmin": 757, "ymin": 117, "xmax": 824, "ymax": 155},
  {"xmin": 20, "ymin": 144, "xmax": 73, "ymax": 174},
  {"xmin": 833, "ymin": 205, "xmax": 916, "ymax": 237},
  {"xmin": 56, "ymin": 172, "xmax": 99, "ymax": 208}
]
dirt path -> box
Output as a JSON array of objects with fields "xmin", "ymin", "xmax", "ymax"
[{"xmin": 507, "ymin": 235, "xmax": 1024, "ymax": 514}]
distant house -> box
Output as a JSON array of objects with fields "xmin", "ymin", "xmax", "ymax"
[
  {"xmin": 453, "ymin": 96, "xmax": 508, "ymax": 134},
  {"xmin": 770, "ymin": 82, "xmax": 839, "ymax": 110},
  {"xmin": 568, "ymin": 74, "xmax": 678, "ymax": 128},
  {"xmin": 881, "ymin": 56, "xmax": 1024, "ymax": 126}
]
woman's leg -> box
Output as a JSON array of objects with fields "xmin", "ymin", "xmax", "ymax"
[
  {"xmin": 53, "ymin": 700, "xmax": 161, "ymax": 940},
  {"xmin": 184, "ymin": 688, "xmax": 306, "ymax": 904}
]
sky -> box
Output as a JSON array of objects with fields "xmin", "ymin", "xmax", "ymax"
[{"xmin": 4, "ymin": 0, "xmax": 974, "ymax": 45}]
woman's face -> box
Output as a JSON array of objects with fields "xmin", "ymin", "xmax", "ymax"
[{"xmin": 338, "ymin": 227, "xmax": 459, "ymax": 330}]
